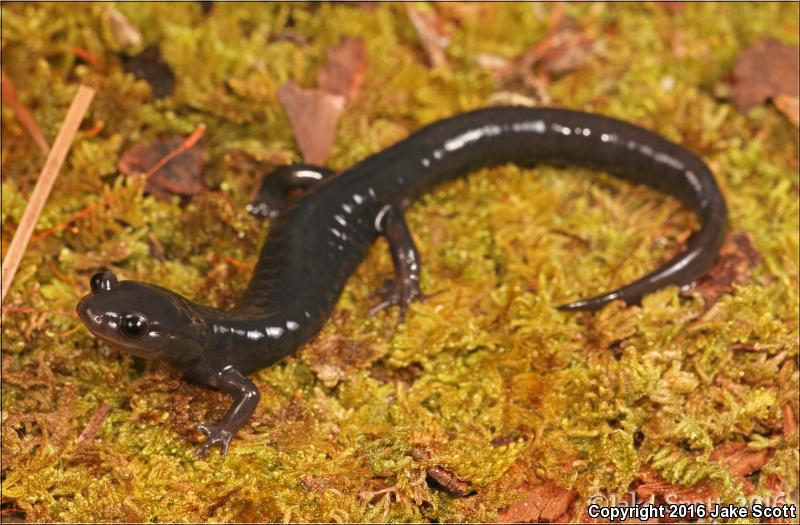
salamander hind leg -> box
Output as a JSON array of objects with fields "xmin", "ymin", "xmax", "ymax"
[
  {"xmin": 369, "ymin": 205, "xmax": 426, "ymax": 322},
  {"xmin": 195, "ymin": 365, "xmax": 261, "ymax": 456},
  {"xmin": 247, "ymin": 163, "xmax": 335, "ymax": 219}
]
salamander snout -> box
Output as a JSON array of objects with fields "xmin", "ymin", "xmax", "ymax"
[{"xmin": 76, "ymin": 276, "xmax": 197, "ymax": 359}]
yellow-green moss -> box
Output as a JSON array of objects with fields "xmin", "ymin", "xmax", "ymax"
[{"xmin": 2, "ymin": 2, "xmax": 798, "ymax": 522}]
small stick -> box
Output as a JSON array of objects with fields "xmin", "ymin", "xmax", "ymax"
[
  {"xmin": 75, "ymin": 401, "xmax": 111, "ymax": 448},
  {"xmin": 1, "ymin": 71, "xmax": 50, "ymax": 154},
  {"xmin": 224, "ymin": 256, "xmax": 252, "ymax": 272},
  {"xmin": 1, "ymin": 85, "xmax": 96, "ymax": 304}
]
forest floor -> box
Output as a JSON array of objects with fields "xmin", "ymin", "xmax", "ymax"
[{"xmin": 2, "ymin": 3, "xmax": 798, "ymax": 522}]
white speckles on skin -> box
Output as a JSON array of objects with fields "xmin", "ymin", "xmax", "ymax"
[
  {"xmin": 582, "ymin": 128, "xmax": 591, "ymax": 137},
  {"xmin": 247, "ymin": 330, "xmax": 264, "ymax": 341},
  {"xmin": 552, "ymin": 123, "xmax": 571, "ymax": 136},
  {"xmin": 304, "ymin": 311, "xmax": 311, "ymax": 319},
  {"xmin": 627, "ymin": 140, "xmax": 637, "ymax": 150},
  {"xmin": 342, "ymin": 203, "xmax": 353, "ymax": 214},
  {"xmin": 444, "ymin": 124, "xmax": 502, "ymax": 152},
  {"xmin": 433, "ymin": 149, "xmax": 444, "ymax": 159},
  {"xmin": 512, "ymin": 120, "xmax": 546, "ymax": 134},
  {"xmin": 353, "ymin": 193, "xmax": 363, "ymax": 204},
  {"xmin": 295, "ymin": 169, "xmax": 323, "ymax": 180},
  {"xmin": 422, "ymin": 158, "xmax": 430, "ymax": 167},
  {"xmin": 654, "ymin": 152, "xmax": 684, "ymax": 170},
  {"xmin": 374, "ymin": 204, "xmax": 392, "ymax": 232},
  {"xmin": 639, "ymin": 144, "xmax": 654, "ymax": 157},
  {"xmin": 685, "ymin": 170, "xmax": 703, "ymax": 193},
  {"xmin": 329, "ymin": 227, "xmax": 343, "ymax": 238},
  {"xmin": 286, "ymin": 320, "xmax": 299, "ymax": 331},
  {"xmin": 368, "ymin": 187, "xmax": 376, "ymax": 199},
  {"xmin": 266, "ymin": 326, "xmax": 284, "ymax": 338},
  {"xmin": 335, "ymin": 214, "xmax": 347, "ymax": 226}
]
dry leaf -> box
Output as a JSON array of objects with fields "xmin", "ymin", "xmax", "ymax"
[
  {"xmin": 406, "ymin": 4, "xmax": 450, "ymax": 68},
  {"xmin": 118, "ymin": 135, "xmax": 206, "ymax": 200},
  {"xmin": 709, "ymin": 441, "xmax": 770, "ymax": 480},
  {"xmin": 536, "ymin": 19, "xmax": 595, "ymax": 77},
  {"xmin": 682, "ymin": 231, "xmax": 762, "ymax": 307},
  {"xmin": 635, "ymin": 466, "xmax": 719, "ymax": 504},
  {"xmin": 730, "ymin": 38, "xmax": 799, "ymax": 112},
  {"xmin": 317, "ymin": 37, "xmax": 368, "ymax": 100},
  {"xmin": 480, "ymin": 14, "xmax": 593, "ymax": 105},
  {"xmin": 497, "ymin": 480, "xmax": 576, "ymax": 522},
  {"xmin": 773, "ymin": 94, "xmax": 799, "ymax": 127},
  {"xmin": 637, "ymin": 443, "xmax": 770, "ymax": 505},
  {"xmin": 277, "ymin": 81, "xmax": 345, "ymax": 165}
]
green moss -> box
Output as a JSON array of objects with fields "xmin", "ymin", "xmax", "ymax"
[{"xmin": 2, "ymin": 2, "xmax": 798, "ymax": 522}]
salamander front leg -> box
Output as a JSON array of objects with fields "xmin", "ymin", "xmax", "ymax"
[
  {"xmin": 195, "ymin": 366, "xmax": 261, "ymax": 457},
  {"xmin": 247, "ymin": 163, "xmax": 335, "ymax": 219},
  {"xmin": 370, "ymin": 205, "xmax": 425, "ymax": 322}
]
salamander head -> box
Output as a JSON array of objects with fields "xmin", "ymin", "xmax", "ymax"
[{"xmin": 76, "ymin": 271, "xmax": 207, "ymax": 360}]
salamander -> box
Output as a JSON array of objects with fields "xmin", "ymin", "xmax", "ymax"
[{"xmin": 76, "ymin": 106, "xmax": 728, "ymax": 455}]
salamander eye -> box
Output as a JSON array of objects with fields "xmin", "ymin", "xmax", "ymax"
[
  {"xmin": 121, "ymin": 314, "xmax": 148, "ymax": 339},
  {"xmin": 90, "ymin": 271, "xmax": 118, "ymax": 292}
]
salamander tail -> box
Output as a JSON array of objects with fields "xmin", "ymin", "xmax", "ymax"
[{"xmin": 557, "ymin": 198, "xmax": 728, "ymax": 312}]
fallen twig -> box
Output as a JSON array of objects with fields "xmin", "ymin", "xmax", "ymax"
[
  {"xmin": 1, "ymin": 71, "xmax": 50, "ymax": 154},
  {"xmin": 75, "ymin": 401, "xmax": 111, "ymax": 448},
  {"xmin": 1, "ymin": 85, "xmax": 96, "ymax": 304}
]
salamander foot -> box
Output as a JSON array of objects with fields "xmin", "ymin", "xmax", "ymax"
[
  {"xmin": 195, "ymin": 422, "xmax": 234, "ymax": 457},
  {"xmin": 369, "ymin": 278, "xmax": 425, "ymax": 322}
]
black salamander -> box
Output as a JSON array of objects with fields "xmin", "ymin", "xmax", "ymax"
[{"xmin": 76, "ymin": 107, "xmax": 728, "ymax": 455}]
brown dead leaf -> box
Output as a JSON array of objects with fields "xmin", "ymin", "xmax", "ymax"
[
  {"xmin": 301, "ymin": 333, "xmax": 379, "ymax": 387},
  {"xmin": 773, "ymin": 94, "xmax": 800, "ymax": 127},
  {"xmin": 277, "ymin": 81, "xmax": 345, "ymax": 165},
  {"xmin": 480, "ymin": 11, "xmax": 593, "ymax": 106},
  {"xmin": 635, "ymin": 466, "xmax": 719, "ymax": 504},
  {"xmin": 118, "ymin": 135, "xmax": 206, "ymax": 200},
  {"xmin": 535, "ymin": 18, "xmax": 595, "ymax": 78},
  {"xmin": 636, "ymin": 443, "xmax": 769, "ymax": 504},
  {"xmin": 317, "ymin": 37, "xmax": 368, "ymax": 100},
  {"xmin": 406, "ymin": 4, "xmax": 451, "ymax": 68},
  {"xmin": 497, "ymin": 480, "xmax": 576, "ymax": 523},
  {"xmin": 681, "ymin": 231, "xmax": 762, "ymax": 307},
  {"xmin": 730, "ymin": 38, "xmax": 799, "ymax": 112},
  {"xmin": 709, "ymin": 441, "xmax": 770, "ymax": 480}
]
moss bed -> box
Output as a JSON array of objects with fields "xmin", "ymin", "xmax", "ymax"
[{"xmin": 2, "ymin": 2, "xmax": 798, "ymax": 522}]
